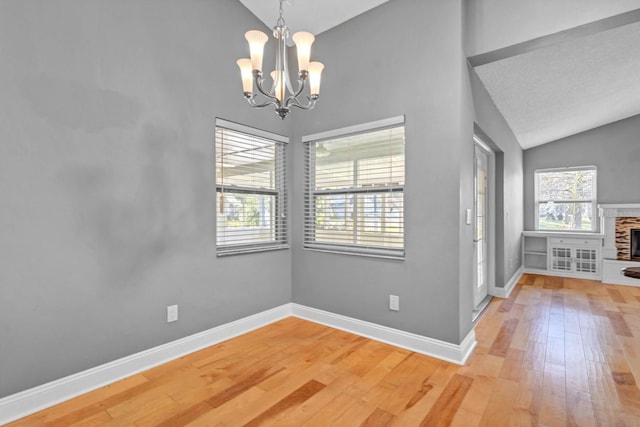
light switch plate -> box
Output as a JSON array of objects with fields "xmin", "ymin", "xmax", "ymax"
[
  {"xmin": 167, "ymin": 305, "xmax": 178, "ymax": 322},
  {"xmin": 389, "ymin": 295, "xmax": 399, "ymax": 311}
]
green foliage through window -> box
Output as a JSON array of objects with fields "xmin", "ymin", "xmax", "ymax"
[
  {"xmin": 215, "ymin": 120, "xmax": 288, "ymax": 254},
  {"xmin": 535, "ymin": 167, "xmax": 597, "ymax": 232}
]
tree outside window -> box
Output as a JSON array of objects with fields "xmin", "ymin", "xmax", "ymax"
[{"xmin": 535, "ymin": 167, "xmax": 597, "ymax": 232}]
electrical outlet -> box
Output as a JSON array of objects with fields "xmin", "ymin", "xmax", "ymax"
[
  {"xmin": 167, "ymin": 305, "xmax": 178, "ymax": 322},
  {"xmin": 389, "ymin": 295, "xmax": 400, "ymax": 311}
]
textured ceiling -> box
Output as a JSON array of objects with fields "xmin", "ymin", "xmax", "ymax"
[
  {"xmin": 474, "ymin": 13, "xmax": 640, "ymax": 149},
  {"xmin": 238, "ymin": 0, "xmax": 389, "ymax": 36}
]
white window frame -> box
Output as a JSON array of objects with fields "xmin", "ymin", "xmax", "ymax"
[
  {"xmin": 215, "ymin": 118, "xmax": 288, "ymax": 256},
  {"xmin": 303, "ymin": 116, "xmax": 405, "ymax": 259},
  {"xmin": 534, "ymin": 165, "xmax": 598, "ymax": 232}
]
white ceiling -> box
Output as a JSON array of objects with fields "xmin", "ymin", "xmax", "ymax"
[{"xmin": 238, "ymin": 0, "xmax": 390, "ymax": 36}]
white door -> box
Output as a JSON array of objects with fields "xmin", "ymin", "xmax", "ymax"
[{"xmin": 473, "ymin": 143, "xmax": 490, "ymax": 307}]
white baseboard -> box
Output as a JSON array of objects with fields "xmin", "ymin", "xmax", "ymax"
[
  {"xmin": 1, "ymin": 303, "xmax": 478, "ymax": 424},
  {"xmin": 291, "ymin": 304, "xmax": 476, "ymax": 365},
  {"xmin": 0, "ymin": 304, "xmax": 291, "ymax": 425},
  {"xmin": 492, "ymin": 265, "xmax": 523, "ymax": 298}
]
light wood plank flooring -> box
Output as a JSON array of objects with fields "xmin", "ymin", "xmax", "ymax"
[{"xmin": 7, "ymin": 274, "xmax": 640, "ymax": 426}]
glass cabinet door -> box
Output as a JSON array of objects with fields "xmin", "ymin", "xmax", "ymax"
[
  {"xmin": 575, "ymin": 248, "xmax": 597, "ymax": 274},
  {"xmin": 551, "ymin": 247, "xmax": 572, "ymax": 272}
]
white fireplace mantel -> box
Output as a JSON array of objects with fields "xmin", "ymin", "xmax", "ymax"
[
  {"xmin": 599, "ymin": 203, "xmax": 640, "ymax": 218},
  {"xmin": 598, "ymin": 204, "xmax": 640, "ymax": 259}
]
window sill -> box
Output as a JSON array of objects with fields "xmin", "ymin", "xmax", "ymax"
[
  {"xmin": 217, "ymin": 244, "xmax": 289, "ymax": 257},
  {"xmin": 303, "ymin": 244, "xmax": 405, "ymax": 261}
]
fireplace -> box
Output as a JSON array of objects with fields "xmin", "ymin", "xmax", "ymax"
[
  {"xmin": 632, "ymin": 229, "xmax": 640, "ymax": 261},
  {"xmin": 601, "ymin": 205, "xmax": 640, "ymax": 262},
  {"xmin": 615, "ymin": 217, "xmax": 640, "ymax": 260}
]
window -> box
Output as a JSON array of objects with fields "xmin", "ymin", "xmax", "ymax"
[
  {"xmin": 535, "ymin": 166, "xmax": 597, "ymax": 232},
  {"xmin": 303, "ymin": 117, "xmax": 405, "ymax": 258},
  {"xmin": 215, "ymin": 119, "xmax": 288, "ymax": 255}
]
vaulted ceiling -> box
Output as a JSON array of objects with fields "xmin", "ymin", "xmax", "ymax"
[
  {"xmin": 239, "ymin": 1, "xmax": 640, "ymax": 149},
  {"xmin": 470, "ymin": 9, "xmax": 640, "ymax": 149}
]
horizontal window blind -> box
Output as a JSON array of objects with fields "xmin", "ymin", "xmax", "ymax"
[
  {"xmin": 215, "ymin": 119, "xmax": 288, "ymax": 255},
  {"xmin": 304, "ymin": 119, "xmax": 405, "ymax": 258}
]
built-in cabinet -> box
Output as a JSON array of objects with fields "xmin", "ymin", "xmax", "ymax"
[
  {"xmin": 523, "ymin": 232, "xmax": 603, "ymax": 279},
  {"xmin": 548, "ymin": 237, "xmax": 599, "ymax": 276}
]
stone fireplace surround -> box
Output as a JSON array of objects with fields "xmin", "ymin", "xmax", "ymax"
[
  {"xmin": 615, "ymin": 217, "xmax": 640, "ymax": 260},
  {"xmin": 600, "ymin": 204, "xmax": 640, "ymax": 286}
]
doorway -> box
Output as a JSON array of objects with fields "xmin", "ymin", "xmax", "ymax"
[{"xmin": 473, "ymin": 136, "xmax": 495, "ymax": 312}]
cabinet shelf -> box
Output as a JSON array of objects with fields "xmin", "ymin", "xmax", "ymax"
[{"xmin": 523, "ymin": 234, "xmax": 548, "ymax": 272}]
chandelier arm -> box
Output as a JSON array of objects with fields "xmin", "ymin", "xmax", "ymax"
[
  {"xmin": 288, "ymin": 96, "xmax": 318, "ymax": 111},
  {"xmin": 245, "ymin": 95, "xmax": 278, "ymax": 109},
  {"xmin": 284, "ymin": 73, "xmax": 309, "ymax": 108},
  {"xmin": 281, "ymin": 45, "xmax": 296, "ymax": 95},
  {"xmin": 253, "ymin": 71, "xmax": 284, "ymax": 107}
]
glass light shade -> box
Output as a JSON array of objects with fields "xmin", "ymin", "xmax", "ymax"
[
  {"xmin": 308, "ymin": 62, "xmax": 324, "ymax": 96},
  {"xmin": 292, "ymin": 31, "xmax": 315, "ymax": 72},
  {"xmin": 236, "ymin": 58, "xmax": 253, "ymax": 93},
  {"xmin": 245, "ymin": 30, "xmax": 268, "ymax": 71},
  {"xmin": 270, "ymin": 71, "xmax": 285, "ymax": 101}
]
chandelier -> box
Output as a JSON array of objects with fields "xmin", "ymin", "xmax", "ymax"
[{"xmin": 237, "ymin": 0, "xmax": 324, "ymax": 119}]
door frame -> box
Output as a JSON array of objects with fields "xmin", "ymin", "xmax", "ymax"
[{"xmin": 473, "ymin": 134, "xmax": 496, "ymax": 304}]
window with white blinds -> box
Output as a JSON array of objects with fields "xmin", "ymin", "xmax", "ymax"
[
  {"xmin": 215, "ymin": 119, "xmax": 288, "ymax": 256},
  {"xmin": 303, "ymin": 117, "xmax": 405, "ymax": 258}
]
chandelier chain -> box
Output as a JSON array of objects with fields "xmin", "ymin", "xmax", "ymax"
[{"xmin": 276, "ymin": 0, "xmax": 286, "ymax": 27}]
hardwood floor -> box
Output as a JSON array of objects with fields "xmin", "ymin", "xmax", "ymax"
[{"xmin": 7, "ymin": 274, "xmax": 640, "ymax": 426}]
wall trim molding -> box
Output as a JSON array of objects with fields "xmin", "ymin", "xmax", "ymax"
[
  {"xmin": 493, "ymin": 265, "xmax": 523, "ymax": 299},
  {"xmin": 0, "ymin": 303, "xmax": 477, "ymax": 424},
  {"xmin": 291, "ymin": 304, "xmax": 477, "ymax": 365},
  {"xmin": 0, "ymin": 304, "xmax": 291, "ymax": 425}
]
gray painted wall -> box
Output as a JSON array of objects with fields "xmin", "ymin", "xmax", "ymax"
[
  {"xmin": 467, "ymin": 66, "xmax": 524, "ymax": 286},
  {"xmin": 290, "ymin": 0, "xmax": 475, "ymax": 345},
  {"xmin": 0, "ymin": 0, "xmax": 532, "ymax": 400},
  {"xmin": 523, "ymin": 114, "xmax": 640, "ymax": 231},
  {"xmin": 0, "ymin": 0, "xmax": 292, "ymax": 398}
]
